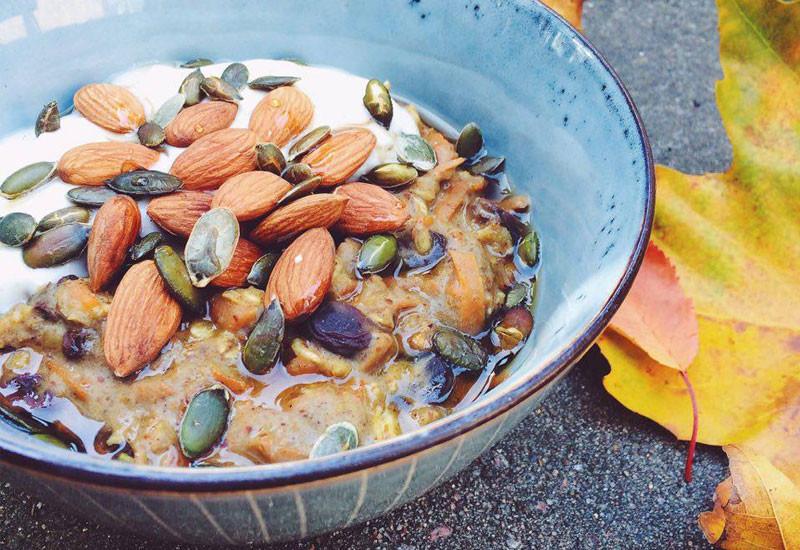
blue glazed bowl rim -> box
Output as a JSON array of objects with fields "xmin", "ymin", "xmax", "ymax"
[{"xmin": 0, "ymin": 0, "xmax": 655, "ymax": 492}]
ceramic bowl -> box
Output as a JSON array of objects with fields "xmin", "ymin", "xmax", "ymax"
[{"xmin": 0, "ymin": 0, "xmax": 653, "ymax": 543}]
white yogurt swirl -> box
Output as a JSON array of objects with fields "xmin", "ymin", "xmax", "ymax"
[{"xmin": 0, "ymin": 59, "xmax": 419, "ymax": 311}]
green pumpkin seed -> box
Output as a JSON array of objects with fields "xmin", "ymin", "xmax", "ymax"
[
  {"xmin": 107, "ymin": 170, "xmax": 183, "ymax": 196},
  {"xmin": 288, "ymin": 126, "xmax": 331, "ymax": 161},
  {"xmin": 179, "ymin": 69, "xmax": 205, "ymax": 106},
  {"xmin": 154, "ymin": 245, "xmax": 206, "ymax": 315},
  {"xmin": 357, "ymin": 235, "xmax": 398, "ymax": 275},
  {"xmin": 179, "ymin": 387, "xmax": 230, "ymax": 459},
  {"xmin": 468, "ymin": 156, "xmax": 506, "ymax": 177},
  {"xmin": 201, "ymin": 76, "xmax": 242, "ymax": 102},
  {"xmin": 129, "ymin": 231, "xmax": 164, "ymax": 262},
  {"xmin": 246, "ymin": 252, "xmax": 279, "ymax": 288},
  {"xmin": 456, "ymin": 122, "xmax": 483, "ymax": 159},
  {"xmin": 432, "ymin": 328, "xmax": 487, "ymax": 371},
  {"xmin": 137, "ymin": 122, "xmax": 165, "ymax": 148},
  {"xmin": 278, "ymin": 176, "xmax": 322, "ymax": 205},
  {"xmin": 282, "ymin": 162, "xmax": 314, "ymax": 184},
  {"xmin": 248, "ymin": 75, "xmax": 300, "ymax": 91},
  {"xmin": 518, "ymin": 231, "xmax": 540, "ymax": 267},
  {"xmin": 363, "ymin": 163, "xmax": 418, "ymax": 188},
  {"xmin": 256, "ymin": 143, "xmax": 286, "ymax": 175},
  {"xmin": 23, "ymin": 223, "xmax": 90, "ymax": 268},
  {"xmin": 309, "ymin": 422, "xmax": 359, "ymax": 458},
  {"xmin": 1, "ymin": 161, "xmax": 57, "ymax": 199},
  {"xmin": 181, "ymin": 58, "xmax": 213, "ymax": 68},
  {"xmin": 32, "ymin": 433, "xmax": 71, "ymax": 449},
  {"xmin": 35, "ymin": 101, "xmax": 60, "ymax": 137},
  {"xmin": 242, "ymin": 298, "xmax": 285, "ymax": 374},
  {"xmin": 0, "ymin": 213, "xmax": 37, "ymax": 247},
  {"xmin": 504, "ymin": 281, "xmax": 531, "ymax": 309},
  {"xmin": 152, "ymin": 93, "xmax": 186, "ymax": 128},
  {"xmin": 363, "ymin": 79, "xmax": 393, "ymax": 128},
  {"xmin": 396, "ymin": 133, "xmax": 437, "ymax": 172},
  {"xmin": 221, "ymin": 62, "xmax": 249, "ymax": 91},
  {"xmin": 185, "ymin": 208, "xmax": 240, "ymax": 287},
  {"xmin": 37, "ymin": 206, "xmax": 90, "ymax": 233},
  {"xmin": 66, "ymin": 186, "xmax": 118, "ymax": 207}
]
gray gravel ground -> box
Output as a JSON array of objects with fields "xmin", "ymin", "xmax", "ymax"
[{"xmin": 0, "ymin": 0, "xmax": 731, "ymax": 547}]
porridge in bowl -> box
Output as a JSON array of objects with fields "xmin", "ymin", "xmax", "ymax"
[{"xmin": 0, "ymin": 59, "xmax": 539, "ymax": 466}]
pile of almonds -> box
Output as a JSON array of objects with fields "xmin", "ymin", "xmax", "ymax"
[{"xmin": 13, "ymin": 63, "xmax": 416, "ymax": 378}]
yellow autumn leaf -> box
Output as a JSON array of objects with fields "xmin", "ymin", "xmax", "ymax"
[{"xmin": 597, "ymin": 0, "xmax": 800, "ymax": 546}]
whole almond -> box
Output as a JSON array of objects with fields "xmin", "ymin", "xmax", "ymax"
[
  {"xmin": 334, "ymin": 183, "xmax": 409, "ymax": 235},
  {"xmin": 248, "ymin": 87, "xmax": 314, "ymax": 147},
  {"xmin": 211, "ymin": 238, "xmax": 264, "ymax": 288},
  {"xmin": 104, "ymin": 260, "xmax": 182, "ymax": 377},
  {"xmin": 87, "ymin": 195, "xmax": 141, "ymax": 292},
  {"xmin": 266, "ymin": 227, "xmax": 335, "ymax": 320},
  {"xmin": 250, "ymin": 194, "xmax": 348, "ymax": 245},
  {"xmin": 211, "ymin": 171, "xmax": 292, "ymax": 221},
  {"xmin": 303, "ymin": 128, "xmax": 377, "ymax": 186},
  {"xmin": 170, "ymin": 128, "xmax": 258, "ymax": 190},
  {"xmin": 58, "ymin": 142, "xmax": 160, "ymax": 185},
  {"xmin": 165, "ymin": 101, "xmax": 238, "ymax": 147},
  {"xmin": 146, "ymin": 191, "xmax": 212, "ymax": 237},
  {"xmin": 74, "ymin": 83, "xmax": 146, "ymax": 133}
]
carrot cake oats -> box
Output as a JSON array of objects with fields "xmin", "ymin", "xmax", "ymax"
[{"xmin": 0, "ymin": 59, "xmax": 540, "ymax": 466}]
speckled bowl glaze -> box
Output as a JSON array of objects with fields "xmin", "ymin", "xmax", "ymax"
[{"xmin": 0, "ymin": 0, "xmax": 653, "ymax": 544}]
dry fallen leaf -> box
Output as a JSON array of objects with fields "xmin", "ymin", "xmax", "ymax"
[{"xmin": 598, "ymin": 0, "xmax": 800, "ymax": 546}]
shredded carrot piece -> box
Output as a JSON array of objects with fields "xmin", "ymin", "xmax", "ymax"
[
  {"xmin": 44, "ymin": 358, "xmax": 88, "ymax": 401},
  {"xmin": 212, "ymin": 368, "xmax": 249, "ymax": 394},
  {"xmin": 447, "ymin": 250, "xmax": 486, "ymax": 334},
  {"xmin": 433, "ymin": 177, "xmax": 472, "ymax": 221}
]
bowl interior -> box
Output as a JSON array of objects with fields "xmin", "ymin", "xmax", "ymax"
[{"xmin": 0, "ymin": 0, "xmax": 650, "ymax": 481}]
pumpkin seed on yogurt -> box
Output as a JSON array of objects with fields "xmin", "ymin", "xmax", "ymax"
[
  {"xmin": 357, "ymin": 234, "xmax": 398, "ymax": 275},
  {"xmin": 179, "ymin": 69, "xmax": 205, "ymax": 106},
  {"xmin": 221, "ymin": 62, "xmax": 249, "ymax": 91},
  {"xmin": 0, "ymin": 213, "xmax": 37, "ymax": 247},
  {"xmin": 282, "ymin": 162, "xmax": 314, "ymax": 184},
  {"xmin": 66, "ymin": 186, "xmax": 118, "ymax": 207},
  {"xmin": 35, "ymin": 101, "xmax": 60, "ymax": 137},
  {"xmin": 468, "ymin": 155, "xmax": 506, "ymax": 177},
  {"xmin": 151, "ymin": 93, "xmax": 186, "ymax": 128},
  {"xmin": 137, "ymin": 121, "xmax": 165, "ymax": 148},
  {"xmin": 180, "ymin": 58, "xmax": 213, "ymax": 68},
  {"xmin": 1, "ymin": 161, "xmax": 57, "ymax": 199},
  {"xmin": 243, "ymin": 298, "xmax": 285, "ymax": 374},
  {"xmin": 364, "ymin": 163, "xmax": 418, "ymax": 188},
  {"xmin": 37, "ymin": 206, "xmax": 90, "ymax": 233},
  {"xmin": 179, "ymin": 387, "xmax": 230, "ymax": 459},
  {"xmin": 23, "ymin": 223, "xmax": 90, "ymax": 268},
  {"xmin": 277, "ymin": 176, "xmax": 322, "ymax": 205},
  {"xmin": 248, "ymin": 75, "xmax": 300, "ymax": 91},
  {"xmin": 288, "ymin": 126, "xmax": 331, "ymax": 161},
  {"xmin": 246, "ymin": 252, "xmax": 279, "ymax": 288},
  {"xmin": 200, "ymin": 76, "xmax": 242, "ymax": 102},
  {"xmin": 456, "ymin": 122, "xmax": 483, "ymax": 159},
  {"xmin": 128, "ymin": 231, "xmax": 164, "ymax": 263},
  {"xmin": 256, "ymin": 143, "xmax": 286, "ymax": 175},
  {"xmin": 309, "ymin": 422, "xmax": 359, "ymax": 458},
  {"xmin": 154, "ymin": 245, "xmax": 206, "ymax": 315},
  {"xmin": 396, "ymin": 133, "xmax": 437, "ymax": 172},
  {"xmin": 504, "ymin": 281, "xmax": 531, "ymax": 309},
  {"xmin": 184, "ymin": 208, "xmax": 240, "ymax": 287},
  {"xmin": 107, "ymin": 170, "xmax": 183, "ymax": 196},
  {"xmin": 363, "ymin": 79, "xmax": 393, "ymax": 128}
]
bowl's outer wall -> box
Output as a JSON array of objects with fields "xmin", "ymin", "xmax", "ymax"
[{"xmin": 0, "ymin": 0, "xmax": 651, "ymax": 543}]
